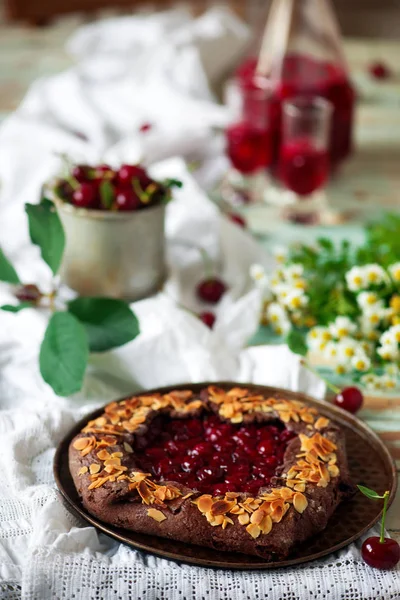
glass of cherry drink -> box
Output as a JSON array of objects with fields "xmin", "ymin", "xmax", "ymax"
[
  {"xmin": 224, "ymin": 77, "xmax": 272, "ymax": 204},
  {"xmin": 279, "ymin": 95, "xmax": 332, "ymax": 223}
]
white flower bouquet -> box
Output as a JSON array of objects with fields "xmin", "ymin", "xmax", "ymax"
[{"xmin": 251, "ymin": 215, "xmax": 400, "ymax": 392}]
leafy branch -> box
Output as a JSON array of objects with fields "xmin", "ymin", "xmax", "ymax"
[{"xmin": 0, "ymin": 197, "xmax": 140, "ymax": 396}]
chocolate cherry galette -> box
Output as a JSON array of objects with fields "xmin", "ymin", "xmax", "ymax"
[{"xmin": 69, "ymin": 386, "xmax": 354, "ymax": 559}]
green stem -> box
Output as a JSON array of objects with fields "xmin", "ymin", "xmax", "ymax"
[
  {"xmin": 300, "ymin": 359, "xmax": 341, "ymax": 394},
  {"xmin": 380, "ymin": 491, "xmax": 390, "ymax": 543}
]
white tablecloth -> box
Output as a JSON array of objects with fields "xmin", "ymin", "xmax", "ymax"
[{"xmin": 0, "ymin": 8, "xmax": 398, "ymax": 599}]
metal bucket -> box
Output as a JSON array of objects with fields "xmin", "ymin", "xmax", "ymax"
[{"xmin": 55, "ymin": 198, "xmax": 166, "ymax": 301}]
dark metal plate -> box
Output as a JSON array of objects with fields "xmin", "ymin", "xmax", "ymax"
[{"xmin": 53, "ymin": 382, "xmax": 397, "ymax": 569}]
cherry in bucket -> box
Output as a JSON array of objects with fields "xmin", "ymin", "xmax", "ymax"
[
  {"xmin": 54, "ymin": 160, "xmax": 181, "ymax": 212},
  {"xmin": 358, "ymin": 485, "xmax": 399, "ymax": 570}
]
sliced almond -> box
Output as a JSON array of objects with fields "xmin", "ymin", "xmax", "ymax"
[
  {"xmin": 222, "ymin": 516, "xmax": 234, "ymax": 530},
  {"xmin": 196, "ymin": 495, "xmax": 214, "ymax": 514},
  {"xmin": 328, "ymin": 464, "xmax": 339, "ymax": 478},
  {"xmin": 250, "ymin": 509, "xmax": 266, "ymax": 526},
  {"xmin": 73, "ymin": 437, "xmax": 91, "ymax": 451},
  {"xmin": 211, "ymin": 500, "xmax": 236, "ymax": 516},
  {"xmin": 246, "ymin": 523, "xmax": 261, "ymax": 539},
  {"xmin": 259, "ymin": 514, "xmax": 273, "ymax": 535},
  {"xmin": 138, "ymin": 480, "xmax": 153, "ymax": 505},
  {"xmin": 230, "ymin": 505, "xmax": 244, "ymax": 515},
  {"xmin": 78, "ymin": 466, "xmax": 88, "ymax": 476},
  {"xmin": 147, "ymin": 508, "xmax": 166, "ymax": 523},
  {"xmin": 238, "ymin": 512, "xmax": 250, "ymax": 525},
  {"xmin": 95, "ymin": 417, "xmax": 107, "ymax": 427},
  {"xmin": 96, "ymin": 449, "xmax": 111, "ymax": 461},
  {"xmin": 314, "ymin": 416, "xmax": 329, "ymax": 430},
  {"xmin": 89, "ymin": 463, "xmax": 101, "ymax": 475},
  {"xmin": 293, "ymin": 492, "xmax": 308, "ymax": 514},
  {"xmin": 209, "ymin": 514, "xmax": 224, "ymax": 527}
]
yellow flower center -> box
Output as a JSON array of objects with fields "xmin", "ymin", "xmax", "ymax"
[
  {"xmin": 390, "ymin": 295, "xmax": 400, "ymax": 313},
  {"xmin": 385, "ymin": 379, "xmax": 396, "ymax": 389},
  {"xmin": 353, "ymin": 276, "xmax": 363, "ymax": 286},
  {"xmin": 290, "ymin": 297, "xmax": 302, "ymax": 308},
  {"xmin": 393, "ymin": 269, "xmax": 400, "ymax": 281},
  {"xmin": 368, "ymin": 272, "xmax": 378, "ymax": 282},
  {"xmin": 344, "ymin": 347, "xmax": 355, "ymax": 357},
  {"xmin": 337, "ymin": 328, "xmax": 348, "ymax": 337}
]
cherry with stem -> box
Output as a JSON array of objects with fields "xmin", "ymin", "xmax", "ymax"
[
  {"xmin": 301, "ymin": 359, "xmax": 364, "ymax": 414},
  {"xmin": 357, "ymin": 485, "xmax": 399, "ymax": 570}
]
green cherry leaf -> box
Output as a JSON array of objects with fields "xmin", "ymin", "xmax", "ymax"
[
  {"xmin": 67, "ymin": 297, "xmax": 140, "ymax": 353},
  {"xmin": 25, "ymin": 198, "xmax": 66, "ymax": 275},
  {"xmin": 39, "ymin": 312, "xmax": 89, "ymax": 396},
  {"xmin": 0, "ymin": 247, "xmax": 20, "ymax": 284},
  {"xmin": 1, "ymin": 302, "xmax": 33, "ymax": 312},
  {"xmin": 357, "ymin": 485, "xmax": 385, "ymax": 500},
  {"xmin": 99, "ymin": 180, "xmax": 115, "ymax": 209},
  {"xmin": 287, "ymin": 329, "xmax": 308, "ymax": 357}
]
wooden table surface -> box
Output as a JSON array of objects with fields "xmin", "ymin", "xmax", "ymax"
[{"xmin": 1, "ymin": 13, "xmax": 399, "ymax": 543}]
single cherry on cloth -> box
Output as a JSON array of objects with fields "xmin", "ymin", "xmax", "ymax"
[
  {"xmin": 334, "ymin": 386, "xmax": 363, "ymax": 414},
  {"xmin": 229, "ymin": 213, "xmax": 247, "ymax": 228},
  {"xmin": 368, "ymin": 62, "xmax": 391, "ymax": 80},
  {"xmin": 199, "ymin": 312, "xmax": 216, "ymax": 329},
  {"xmin": 362, "ymin": 537, "xmax": 400, "ymax": 570},
  {"xmin": 196, "ymin": 278, "xmax": 227, "ymax": 304},
  {"xmin": 358, "ymin": 486, "xmax": 399, "ymax": 570}
]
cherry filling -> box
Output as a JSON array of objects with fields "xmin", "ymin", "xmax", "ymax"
[{"xmin": 134, "ymin": 413, "xmax": 296, "ymax": 496}]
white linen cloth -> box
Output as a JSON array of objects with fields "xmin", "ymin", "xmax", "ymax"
[{"xmin": 0, "ymin": 8, "xmax": 398, "ymax": 600}]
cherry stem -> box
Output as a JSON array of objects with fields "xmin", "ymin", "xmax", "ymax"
[
  {"xmin": 380, "ymin": 490, "xmax": 390, "ymax": 543},
  {"xmin": 300, "ymin": 359, "xmax": 341, "ymax": 394}
]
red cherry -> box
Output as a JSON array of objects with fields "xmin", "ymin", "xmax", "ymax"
[
  {"xmin": 257, "ymin": 439, "xmax": 275, "ymax": 455},
  {"xmin": 334, "ymin": 386, "xmax": 363, "ymax": 414},
  {"xmin": 229, "ymin": 213, "xmax": 247, "ymax": 228},
  {"xmin": 213, "ymin": 483, "xmax": 234, "ymax": 496},
  {"xmin": 362, "ymin": 536, "xmax": 400, "ymax": 570},
  {"xmin": 144, "ymin": 447, "xmax": 165, "ymax": 460},
  {"xmin": 95, "ymin": 164, "xmax": 113, "ymax": 176},
  {"xmin": 181, "ymin": 456, "xmax": 203, "ymax": 473},
  {"xmin": 196, "ymin": 278, "xmax": 227, "ymax": 304},
  {"xmin": 139, "ymin": 122, "xmax": 152, "ymax": 133},
  {"xmin": 191, "ymin": 442, "xmax": 214, "ymax": 458},
  {"xmin": 117, "ymin": 164, "xmax": 148, "ymax": 187},
  {"xmin": 72, "ymin": 183, "xmax": 96, "ymax": 208},
  {"xmin": 115, "ymin": 188, "xmax": 141, "ymax": 211},
  {"xmin": 196, "ymin": 466, "xmax": 223, "ymax": 484},
  {"xmin": 72, "ymin": 165, "xmax": 91, "ymax": 182},
  {"xmin": 199, "ymin": 311, "xmax": 216, "ymax": 329},
  {"xmin": 368, "ymin": 62, "xmax": 391, "ymax": 80}
]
